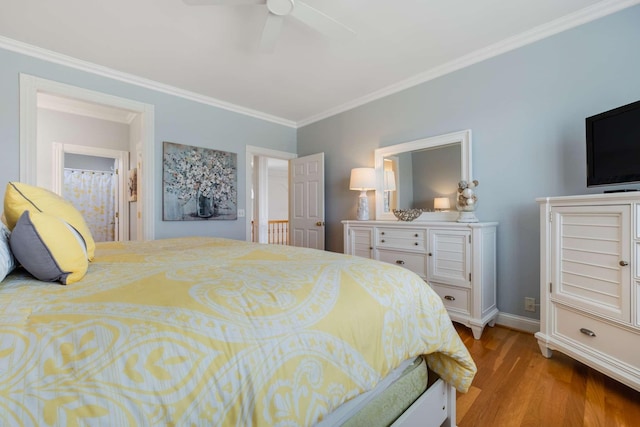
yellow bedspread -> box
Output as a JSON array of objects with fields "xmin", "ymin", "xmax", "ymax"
[{"xmin": 0, "ymin": 237, "xmax": 476, "ymax": 426}]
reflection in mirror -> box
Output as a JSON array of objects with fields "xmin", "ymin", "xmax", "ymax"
[{"xmin": 374, "ymin": 130, "xmax": 472, "ymax": 221}]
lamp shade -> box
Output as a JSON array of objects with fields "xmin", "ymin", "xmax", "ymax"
[
  {"xmin": 434, "ymin": 197, "xmax": 451, "ymax": 210},
  {"xmin": 349, "ymin": 168, "xmax": 376, "ymax": 191},
  {"xmin": 383, "ymin": 170, "xmax": 396, "ymax": 191}
]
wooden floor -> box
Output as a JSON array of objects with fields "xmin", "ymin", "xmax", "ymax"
[{"xmin": 454, "ymin": 323, "xmax": 640, "ymax": 427}]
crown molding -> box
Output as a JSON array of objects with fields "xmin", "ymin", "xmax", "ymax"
[
  {"xmin": 297, "ymin": 0, "xmax": 640, "ymax": 127},
  {"xmin": 0, "ymin": 35, "xmax": 297, "ymax": 129}
]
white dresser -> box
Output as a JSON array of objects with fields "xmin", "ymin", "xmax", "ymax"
[
  {"xmin": 536, "ymin": 193, "xmax": 640, "ymax": 391},
  {"xmin": 342, "ymin": 220, "xmax": 498, "ymax": 339}
]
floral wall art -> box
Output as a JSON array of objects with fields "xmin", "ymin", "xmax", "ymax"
[{"xmin": 162, "ymin": 142, "xmax": 237, "ymax": 221}]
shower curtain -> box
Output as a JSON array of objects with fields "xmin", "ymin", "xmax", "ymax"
[{"xmin": 63, "ymin": 169, "xmax": 116, "ymax": 242}]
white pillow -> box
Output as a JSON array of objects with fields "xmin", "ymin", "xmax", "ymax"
[{"xmin": 0, "ymin": 222, "xmax": 17, "ymax": 281}]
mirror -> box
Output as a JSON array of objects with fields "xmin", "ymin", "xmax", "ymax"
[{"xmin": 374, "ymin": 130, "xmax": 472, "ymax": 221}]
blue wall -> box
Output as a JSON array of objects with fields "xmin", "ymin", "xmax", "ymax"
[
  {"xmin": 297, "ymin": 6, "xmax": 640, "ymax": 321},
  {"xmin": 0, "ymin": 47, "xmax": 296, "ymax": 240}
]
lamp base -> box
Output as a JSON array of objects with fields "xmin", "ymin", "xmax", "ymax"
[{"xmin": 356, "ymin": 193, "xmax": 370, "ymax": 221}]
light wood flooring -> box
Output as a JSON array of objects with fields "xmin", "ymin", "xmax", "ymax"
[{"xmin": 454, "ymin": 323, "xmax": 640, "ymax": 427}]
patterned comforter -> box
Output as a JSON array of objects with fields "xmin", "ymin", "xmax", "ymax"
[{"xmin": 0, "ymin": 237, "xmax": 476, "ymax": 426}]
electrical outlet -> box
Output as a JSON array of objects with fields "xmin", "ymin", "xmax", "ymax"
[{"xmin": 525, "ymin": 297, "xmax": 536, "ymax": 312}]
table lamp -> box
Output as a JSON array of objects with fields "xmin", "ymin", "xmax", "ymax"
[
  {"xmin": 434, "ymin": 197, "xmax": 451, "ymax": 211},
  {"xmin": 350, "ymin": 168, "xmax": 376, "ymax": 220}
]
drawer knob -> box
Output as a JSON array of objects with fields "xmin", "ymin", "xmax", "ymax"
[
  {"xmin": 396, "ymin": 260, "xmax": 405, "ymax": 265},
  {"xmin": 414, "ymin": 233, "xmax": 419, "ymax": 237},
  {"xmin": 444, "ymin": 295, "xmax": 456, "ymax": 301},
  {"xmin": 381, "ymin": 232, "xmax": 385, "ymax": 235},
  {"xmin": 428, "ymin": 252, "xmax": 432, "ymax": 256},
  {"xmin": 381, "ymin": 239, "xmax": 385, "ymax": 243},
  {"xmin": 414, "ymin": 242, "xmax": 419, "ymax": 246},
  {"xmin": 579, "ymin": 328, "xmax": 596, "ymax": 337},
  {"xmin": 619, "ymin": 260, "xmax": 629, "ymax": 266}
]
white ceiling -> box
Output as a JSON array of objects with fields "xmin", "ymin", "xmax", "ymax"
[{"xmin": 1, "ymin": 0, "xmax": 638, "ymax": 127}]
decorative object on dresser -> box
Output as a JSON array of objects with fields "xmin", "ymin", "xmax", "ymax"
[
  {"xmin": 392, "ymin": 208, "xmax": 423, "ymax": 222},
  {"xmin": 343, "ymin": 220, "xmax": 498, "ymax": 339},
  {"xmin": 349, "ymin": 167, "xmax": 376, "ymax": 221},
  {"xmin": 456, "ymin": 179, "xmax": 479, "ymax": 223},
  {"xmin": 536, "ymin": 193, "xmax": 640, "ymax": 391}
]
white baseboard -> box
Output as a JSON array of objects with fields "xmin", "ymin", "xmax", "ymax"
[{"xmin": 495, "ymin": 312, "xmax": 540, "ymax": 334}]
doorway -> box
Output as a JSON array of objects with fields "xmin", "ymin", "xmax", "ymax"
[
  {"xmin": 245, "ymin": 146, "xmax": 297, "ymax": 244},
  {"xmin": 52, "ymin": 144, "xmax": 129, "ymax": 242},
  {"xmin": 19, "ymin": 74, "xmax": 155, "ymax": 240}
]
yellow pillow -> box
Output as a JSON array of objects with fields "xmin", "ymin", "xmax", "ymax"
[
  {"xmin": 4, "ymin": 182, "xmax": 95, "ymax": 260},
  {"xmin": 9, "ymin": 210, "xmax": 88, "ymax": 285}
]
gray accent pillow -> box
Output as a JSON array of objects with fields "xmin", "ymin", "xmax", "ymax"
[{"xmin": 9, "ymin": 210, "xmax": 88, "ymax": 285}]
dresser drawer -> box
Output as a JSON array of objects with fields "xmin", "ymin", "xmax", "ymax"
[
  {"xmin": 552, "ymin": 304, "xmax": 640, "ymax": 368},
  {"xmin": 428, "ymin": 283, "xmax": 470, "ymax": 315},
  {"xmin": 377, "ymin": 228, "xmax": 426, "ymax": 251},
  {"xmin": 377, "ymin": 249, "xmax": 427, "ymax": 277}
]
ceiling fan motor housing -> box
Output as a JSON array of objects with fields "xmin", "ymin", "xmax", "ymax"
[{"xmin": 267, "ymin": 0, "xmax": 294, "ymax": 16}]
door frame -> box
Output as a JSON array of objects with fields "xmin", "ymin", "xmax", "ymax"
[
  {"xmin": 245, "ymin": 145, "xmax": 297, "ymax": 242},
  {"xmin": 19, "ymin": 74, "xmax": 155, "ymax": 240},
  {"xmin": 52, "ymin": 143, "xmax": 129, "ymax": 242}
]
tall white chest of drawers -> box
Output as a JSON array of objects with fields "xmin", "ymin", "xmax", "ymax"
[
  {"xmin": 536, "ymin": 194, "xmax": 640, "ymax": 391},
  {"xmin": 342, "ymin": 220, "xmax": 498, "ymax": 339}
]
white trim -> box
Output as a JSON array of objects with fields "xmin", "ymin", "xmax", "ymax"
[
  {"xmin": 297, "ymin": 0, "xmax": 640, "ymax": 126},
  {"xmin": 19, "ymin": 74, "xmax": 155, "ymax": 240},
  {"xmin": 38, "ymin": 93, "xmax": 137, "ymax": 124},
  {"xmin": 245, "ymin": 145, "xmax": 297, "ymax": 242},
  {"xmin": 495, "ymin": 312, "xmax": 540, "ymax": 334},
  {"xmin": 1, "ymin": 35, "xmax": 295, "ymax": 129}
]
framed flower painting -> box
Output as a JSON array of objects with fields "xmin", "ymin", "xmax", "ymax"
[{"xmin": 162, "ymin": 142, "xmax": 237, "ymax": 221}]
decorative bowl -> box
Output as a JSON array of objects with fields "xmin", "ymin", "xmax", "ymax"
[{"xmin": 392, "ymin": 208, "xmax": 423, "ymax": 222}]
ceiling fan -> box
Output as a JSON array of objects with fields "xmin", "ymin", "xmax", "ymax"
[{"xmin": 183, "ymin": 0, "xmax": 355, "ymax": 51}]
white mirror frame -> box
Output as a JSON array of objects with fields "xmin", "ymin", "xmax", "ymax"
[{"xmin": 374, "ymin": 129, "xmax": 472, "ymax": 221}]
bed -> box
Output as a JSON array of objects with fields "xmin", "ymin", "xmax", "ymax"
[{"xmin": 0, "ymin": 236, "xmax": 476, "ymax": 426}]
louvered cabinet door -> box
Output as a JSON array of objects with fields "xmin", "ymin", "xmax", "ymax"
[
  {"xmin": 345, "ymin": 226, "xmax": 374, "ymax": 259},
  {"xmin": 427, "ymin": 229, "xmax": 471, "ymax": 288},
  {"xmin": 549, "ymin": 204, "xmax": 631, "ymax": 322}
]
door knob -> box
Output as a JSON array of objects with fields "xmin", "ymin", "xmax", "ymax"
[
  {"xmin": 315, "ymin": 221, "xmax": 325, "ymax": 226},
  {"xmin": 619, "ymin": 260, "xmax": 629, "ymax": 266}
]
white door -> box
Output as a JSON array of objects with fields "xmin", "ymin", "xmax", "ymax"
[{"xmin": 289, "ymin": 153, "xmax": 325, "ymax": 249}]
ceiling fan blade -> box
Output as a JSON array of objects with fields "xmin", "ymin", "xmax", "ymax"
[
  {"xmin": 182, "ymin": 0, "xmax": 264, "ymax": 5},
  {"xmin": 290, "ymin": 2, "xmax": 355, "ymax": 40},
  {"xmin": 259, "ymin": 14, "xmax": 284, "ymax": 52}
]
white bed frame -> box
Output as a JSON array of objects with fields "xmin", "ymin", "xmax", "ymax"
[{"xmin": 392, "ymin": 377, "xmax": 456, "ymax": 427}]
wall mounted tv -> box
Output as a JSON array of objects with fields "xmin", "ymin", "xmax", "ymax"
[{"xmin": 586, "ymin": 99, "xmax": 640, "ymax": 187}]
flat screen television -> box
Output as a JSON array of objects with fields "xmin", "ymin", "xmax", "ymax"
[{"xmin": 586, "ymin": 100, "xmax": 640, "ymax": 187}]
